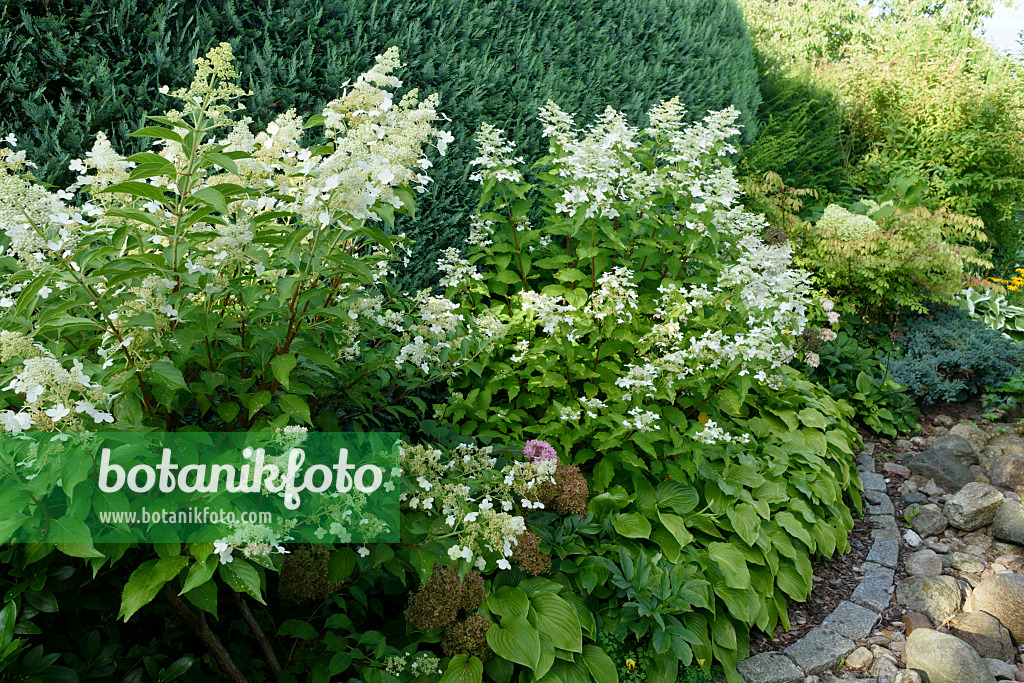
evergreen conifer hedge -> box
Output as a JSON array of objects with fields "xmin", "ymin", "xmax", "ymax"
[{"xmin": 0, "ymin": 0, "xmax": 760, "ymax": 288}]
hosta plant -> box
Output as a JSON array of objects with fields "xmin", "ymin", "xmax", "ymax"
[{"xmin": 962, "ymin": 286, "xmax": 1024, "ymax": 341}]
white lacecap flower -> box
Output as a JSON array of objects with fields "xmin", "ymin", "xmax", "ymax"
[{"xmin": 214, "ymin": 541, "xmax": 234, "ymax": 564}]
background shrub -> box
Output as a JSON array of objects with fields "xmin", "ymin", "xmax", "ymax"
[
  {"xmin": 792, "ymin": 201, "xmax": 990, "ymax": 319},
  {"xmin": 0, "ymin": 0, "xmax": 761, "ymax": 290},
  {"xmin": 823, "ymin": 28, "xmax": 1024, "ymax": 268},
  {"xmin": 737, "ymin": 0, "xmax": 1024, "ymax": 269},
  {"xmin": 889, "ymin": 307, "xmax": 1024, "ymax": 404},
  {"xmin": 740, "ymin": 53, "xmax": 846, "ymax": 197},
  {"xmin": 803, "ymin": 331, "xmax": 918, "ymax": 437}
]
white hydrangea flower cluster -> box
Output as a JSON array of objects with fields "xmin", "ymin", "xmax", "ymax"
[
  {"xmin": 0, "ymin": 134, "xmax": 34, "ymax": 170},
  {"xmin": 694, "ymin": 419, "xmax": 751, "ymax": 445},
  {"xmin": 450, "ymin": 99, "xmax": 841, "ymax": 448},
  {"xmin": 816, "ymin": 203, "xmax": 879, "ymax": 241},
  {"xmin": 213, "ymin": 523, "xmax": 291, "ymax": 565},
  {"xmin": 0, "ymin": 138, "xmax": 103, "ymax": 275},
  {"xmin": 469, "ymin": 123, "xmax": 525, "ymax": 184},
  {"xmin": 536, "ymin": 99, "xmax": 743, "ymax": 219},
  {"xmin": 436, "ymin": 248, "xmax": 484, "ymax": 289},
  {"xmin": 399, "ymin": 441, "xmax": 554, "ymax": 570},
  {"xmin": 520, "ymin": 291, "xmax": 578, "ymax": 336},
  {"xmin": 0, "ymin": 331, "xmax": 114, "ymax": 433},
  {"xmin": 589, "ymin": 266, "xmax": 639, "ymax": 323},
  {"xmin": 393, "ymin": 292, "xmax": 485, "ymax": 376},
  {"xmin": 68, "ymin": 131, "xmax": 133, "ymax": 194}
]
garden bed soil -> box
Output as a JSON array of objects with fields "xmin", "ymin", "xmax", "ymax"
[{"xmin": 916, "ymin": 398, "xmax": 986, "ymax": 426}]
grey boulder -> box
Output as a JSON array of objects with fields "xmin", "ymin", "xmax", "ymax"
[
  {"xmin": 949, "ymin": 422, "xmax": 989, "ymax": 454},
  {"xmin": 969, "ymin": 573, "xmax": 1024, "ymax": 643},
  {"xmin": 984, "ymin": 658, "xmax": 1018, "ymax": 681},
  {"xmin": 933, "ymin": 434, "xmax": 981, "ymax": 465},
  {"xmin": 990, "ymin": 499, "xmax": 1024, "ymax": 546},
  {"xmin": 989, "ymin": 435, "xmax": 1024, "ymax": 456},
  {"xmin": 948, "ymin": 610, "xmax": 1016, "ymax": 661},
  {"xmin": 905, "ymin": 628, "xmax": 997, "ymax": 683},
  {"xmin": 905, "ymin": 549, "xmax": 944, "ymax": 576},
  {"xmin": 911, "ymin": 504, "xmax": 949, "ymax": 537},
  {"xmin": 944, "ymin": 482, "xmax": 1004, "ymax": 531},
  {"xmin": 896, "ymin": 575, "xmax": 967, "ymax": 622},
  {"xmin": 907, "ymin": 447, "xmax": 976, "ymax": 492},
  {"xmin": 989, "ymin": 454, "xmax": 1024, "ymax": 490},
  {"xmin": 942, "ymin": 551, "xmax": 986, "ymax": 574}
]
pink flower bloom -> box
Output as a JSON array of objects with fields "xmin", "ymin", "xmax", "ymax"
[{"xmin": 523, "ymin": 439, "xmax": 557, "ymax": 463}]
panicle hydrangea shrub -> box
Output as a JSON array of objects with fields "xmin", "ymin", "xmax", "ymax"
[
  {"xmin": 0, "ymin": 44, "xmax": 579, "ymax": 683},
  {"xmin": 433, "ymin": 97, "xmax": 861, "ymax": 680},
  {"xmin": 0, "ymin": 43, "xmax": 501, "ymax": 441}
]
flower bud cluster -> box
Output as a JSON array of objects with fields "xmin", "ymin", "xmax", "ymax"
[
  {"xmin": 510, "ymin": 530, "xmax": 551, "ymax": 575},
  {"xmin": 441, "ymin": 614, "xmax": 493, "ymax": 661},
  {"xmin": 278, "ymin": 545, "xmax": 331, "ymax": 602},
  {"xmin": 404, "ymin": 565, "xmax": 487, "ymax": 631}
]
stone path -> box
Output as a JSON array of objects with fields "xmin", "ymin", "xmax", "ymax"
[{"xmin": 739, "ymin": 417, "xmax": 1024, "ymax": 683}]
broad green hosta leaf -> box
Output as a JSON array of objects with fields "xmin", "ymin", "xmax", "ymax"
[
  {"xmin": 440, "ymin": 655, "xmax": 484, "ymax": 683},
  {"xmin": 531, "ymin": 593, "xmax": 583, "ymax": 653},
  {"xmin": 612, "ymin": 512, "xmax": 651, "ymax": 539},
  {"xmin": 581, "ymin": 645, "xmax": 618, "ymax": 683},
  {"xmin": 486, "ymin": 616, "xmax": 541, "ymax": 670},
  {"xmin": 487, "ymin": 586, "xmax": 530, "ymax": 618},
  {"xmin": 708, "ymin": 543, "xmax": 749, "ymax": 589}
]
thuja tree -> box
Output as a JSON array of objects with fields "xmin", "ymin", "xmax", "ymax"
[
  {"xmin": 1, "ymin": 0, "xmax": 761, "ymax": 290},
  {"xmin": 435, "ymin": 101, "xmax": 862, "ymax": 681}
]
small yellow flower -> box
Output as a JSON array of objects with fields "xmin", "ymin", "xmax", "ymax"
[
  {"xmin": 625, "ymin": 659, "xmax": 637, "ymax": 670},
  {"xmin": 698, "ymin": 412, "xmax": 710, "ymax": 425}
]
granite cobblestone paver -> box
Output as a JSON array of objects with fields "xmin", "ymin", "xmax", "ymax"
[
  {"xmin": 783, "ymin": 627, "xmax": 856, "ymax": 675},
  {"xmin": 861, "ymin": 471, "xmax": 888, "ymax": 492},
  {"xmin": 866, "ymin": 536, "xmax": 900, "ymax": 568},
  {"xmin": 866, "ymin": 494, "xmax": 895, "ymax": 516},
  {"xmin": 851, "ymin": 572, "xmax": 896, "ymax": 612},
  {"xmin": 737, "ymin": 653, "xmax": 804, "ymax": 683},
  {"xmin": 821, "ymin": 600, "xmax": 881, "ymax": 639}
]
